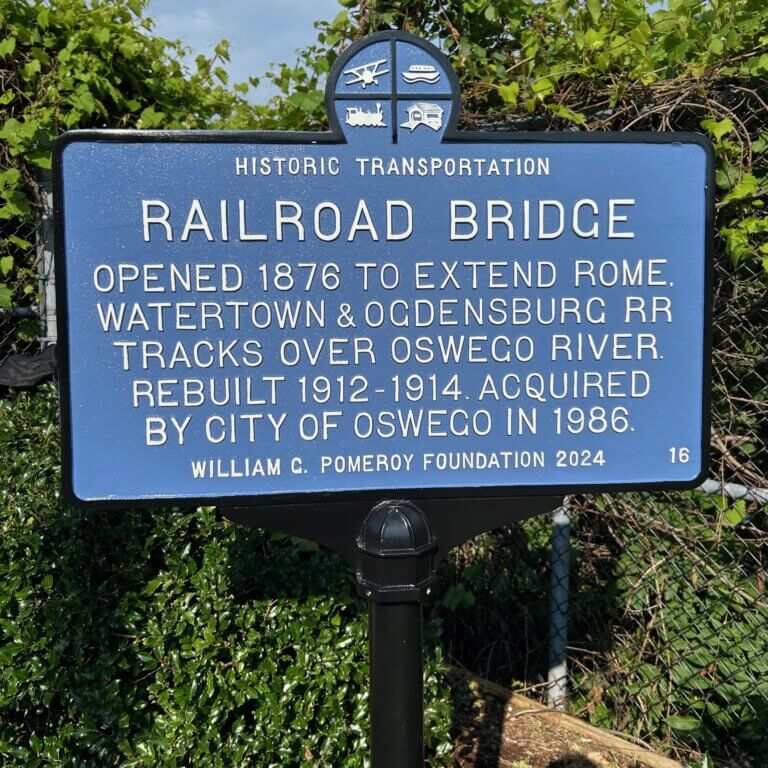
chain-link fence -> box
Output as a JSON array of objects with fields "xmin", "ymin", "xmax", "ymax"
[
  {"xmin": 482, "ymin": 250, "xmax": 767, "ymax": 765},
  {"xmin": 553, "ymin": 249, "xmax": 768, "ymax": 765},
  {"xmin": 431, "ymin": 80, "xmax": 768, "ymax": 767},
  {"xmin": 452, "ymin": 254, "xmax": 767, "ymax": 766}
]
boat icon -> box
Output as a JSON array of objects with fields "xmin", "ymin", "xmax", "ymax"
[
  {"xmin": 402, "ymin": 64, "xmax": 440, "ymax": 84},
  {"xmin": 345, "ymin": 102, "xmax": 387, "ymax": 127}
]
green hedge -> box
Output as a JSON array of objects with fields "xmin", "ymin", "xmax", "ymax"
[{"xmin": 0, "ymin": 386, "xmax": 453, "ymax": 766}]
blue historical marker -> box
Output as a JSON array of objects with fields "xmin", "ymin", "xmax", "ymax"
[{"xmin": 55, "ymin": 32, "xmax": 713, "ymax": 507}]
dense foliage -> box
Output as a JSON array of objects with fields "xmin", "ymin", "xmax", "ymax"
[
  {"xmin": 0, "ymin": 0, "xmax": 255, "ymax": 331},
  {"xmin": 0, "ymin": 386, "xmax": 453, "ymax": 766},
  {"xmin": 0, "ymin": 2, "xmax": 453, "ymax": 765},
  {"xmin": 570, "ymin": 494, "xmax": 768, "ymax": 760}
]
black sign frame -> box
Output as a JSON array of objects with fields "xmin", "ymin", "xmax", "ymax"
[{"xmin": 54, "ymin": 30, "xmax": 715, "ymax": 511}]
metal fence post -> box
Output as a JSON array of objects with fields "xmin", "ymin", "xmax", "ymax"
[
  {"xmin": 547, "ymin": 502, "xmax": 571, "ymax": 710},
  {"xmin": 36, "ymin": 168, "xmax": 56, "ymax": 348}
]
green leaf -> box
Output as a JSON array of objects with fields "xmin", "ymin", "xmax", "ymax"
[
  {"xmin": 498, "ymin": 82, "xmax": 520, "ymax": 104},
  {"xmin": 629, "ymin": 21, "xmax": 651, "ymax": 46},
  {"xmin": 26, "ymin": 150, "xmax": 52, "ymax": 170},
  {"xmin": 0, "ymin": 283, "xmax": 12, "ymax": 308},
  {"xmin": 8, "ymin": 235, "xmax": 31, "ymax": 249},
  {"xmin": 119, "ymin": 40, "xmax": 139, "ymax": 59},
  {"xmin": 0, "ymin": 256, "xmax": 13, "ymax": 276},
  {"xmin": 0, "ymin": 190, "xmax": 30, "ymax": 218},
  {"xmin": 442, "ymin": 584, "xmax": 476, "ymax": 611},
  {"xmin": 724, "ymin": 501, "xmax": 746, "ymax": 526},
  {"xmin": 16, "ymin": 318, "xmax": 39, "ymax": 342},
  {"xmin": 724, "ymin": 173, "xmax": 759, "ymax": 202},
  {"xmin": 23, "ymin": 60, "xmax": 41, "ymax": 79},
  {"xmin": 143, "ymin": 578, "xmax": 163, "ymax": 596},
  {"xmin": 701, "ymin": 117, "xmax": 734, "ymax": 140},
  {"xmin": 76, "ymin": 91, "xmax": 96, "ymax": 114},
  {"xmin": 531, "ymin": 76, "xmax": 554, "ymax": 95},
  {"xmin": 587, "ymin": 0, "xmax": 602, "ymax": 24},
  {"xmin": 139, "ymin": 106, "xmax": 165, "ymax": 127},
  {"xmin": 547, "ymin": 103, "xmax": 586, "ymax": 125},
  {"xmin": 0, "ymin": 37, "xmax": 15, "ymax": 59},
  {"xmin": 287, "ymin": 90, "xmax": 323, "ymax": 112},
  {"xmin": 667, "ymin": 715, "xmax": 701, "ymax": 732}
]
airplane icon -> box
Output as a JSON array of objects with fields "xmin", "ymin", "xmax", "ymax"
[{"xmin": 343, "ymin": 58, "xmax": 389, "ymax": 89}]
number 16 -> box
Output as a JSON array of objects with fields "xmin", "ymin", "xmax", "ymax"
[{"xmin": 669, "ymin": 447, "xmax": 690, "ymax": 463}]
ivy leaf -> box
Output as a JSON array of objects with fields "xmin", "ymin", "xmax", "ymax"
[
  {"xmin": 723, "ymin": 173, "xmax": 759, "ymax": 202},
  {"xmin": 701, "ymin": 117, "xmax": 734, "ymax": 140},
  {"xmin": 0, "ymin": 283, "xmax": 12, "ymax": 308},
  {"xmin": 287, "ymin": 90, "xmax": 323, "ymax": 112},
  {"xmin": 0, "ymin": 256, "xmax": 13, "ymax": 276},
  {"xmin": 0, "ymin": 168, "xmax": 21, "ymax": 189},
  {"xmin": 16, "ymin": 318, "xmax": 39, "ymax": 342},
  {"xmin": 0, "ymin": 191, "xmax": 30, "ymax": 218},
  {"xmin": 629, "ymin": 21, "xmax": 651, "ymax": 45},
  {"xmin": 546, "ymin": 103, "xmax": 587, "ymax": 124},
  {"xmin": 531, "ymin": 76, "xmax": 555, "ymax": 95},
  {"xmin": 76, "ymin": 91, "xmax": 96, "ymax": 115},
  {"xmin": 498, "ymin": 82, "xmax": 519, "ymax": 104},
  {"xmin": 0, "ymin": 37, "xmax": 16, "ymax": 58},
  {"xmin": 25, "ymin": 149, "xmax": 51, "ymax": 170},
  {"xmin": 723, "ymin": 504, "xmax": 745, "ymax": 526},
  {"xmin": 119, "ymin": 40, "xmax": 138, "ymax": 59},
  {"xmin": 139, "ymin": 106, "xmax": 165, "ymax": 128},
  {"xmin": 442, "ymin": 584, "xmax": 476, "ymax": 611},
  {"xmin": 8, "ymin": 235, "xmax": 30, "ymax": 249}
]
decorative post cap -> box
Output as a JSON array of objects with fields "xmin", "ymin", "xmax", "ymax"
[{"xmin": 356, "ymin": 501, "xmax": 437, "ymax": 602}]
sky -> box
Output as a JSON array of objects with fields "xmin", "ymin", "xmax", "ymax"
[{"xmin": 148, "ymin": 0, "xmax": 343, "ymax": 103}]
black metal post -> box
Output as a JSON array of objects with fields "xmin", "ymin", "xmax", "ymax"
[
  {"xmin": 357, "ymin": 501, "xmax": 437, "ymax": 768},
  {"xmin": 369, "ymin": 601, "xmax": 424, "ymax": 767}
]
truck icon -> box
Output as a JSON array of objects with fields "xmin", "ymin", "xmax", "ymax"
[{"xmin": 345, "ymin": 103, "xmax": 387, "ymax": 127}]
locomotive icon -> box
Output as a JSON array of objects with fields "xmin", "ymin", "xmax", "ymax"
[{"xmin": 345, "ymin": 102, "xmax": 387, "ymax": 127}]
